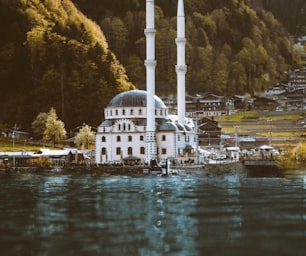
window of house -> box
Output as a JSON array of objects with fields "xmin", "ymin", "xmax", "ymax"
[
  {"xmin": 102, "ymin": 136, "xmax": 106, "ymax": 142},
  {"xmin": 117, "ymin": 136, "xmax": 121, "ymax": 142},
  {"xmin": 162, "ymin": 148, "xmax": 167, "ymax": 154},
  {"xmin": 140, "ymin": 135, "xmax": 144, "ymax": 141},
  {"xmin": 122, "ymin": 109, "xmax": 125, "ymax": 115},
  {"xmin": 116, "ymin": 147, "xmax": 121, "ymax": 155},
  {"xmin": 128, "ymin": 147, "xmax": 133, "ymax": 155},
  {"xmin": 162, "ymin": 135, "xmax": 166, "ymax": 141},
  {"xmin": 128, "ymin": 135, "xmax": 132, "ymax": 142},
  {"xmin": 102, "ymin": 147, "xmax": 106, "ymax": 155}
]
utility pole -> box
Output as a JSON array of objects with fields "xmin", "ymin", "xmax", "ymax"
[
  {"xmin": 234, "ymin": 126, "xmax": 239, "ymax": 148},
  {"xmin": 12, "ymin": 124, "xmax": 16, "ymax": 169}
]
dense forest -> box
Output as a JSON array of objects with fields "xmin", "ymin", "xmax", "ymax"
[
  {"xmin": 0, "ymin": 0, "xmax": 134, "ymax": 131},
  {"xmin": 73, "ymin": 0, "xmax": 297, "ymax": 96},
  {"xmin": 255, "ymin": 0, "xmax": 306, "ymax": 36},
  {"xmin": 0, "ymin": 0, "xmax": 303, "ymax": 132}
]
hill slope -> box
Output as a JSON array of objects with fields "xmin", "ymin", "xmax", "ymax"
[
  {"xmin": 73, "ymin": 0, "xmax": 297, "ymax": 95},
  {"xmin": 0, "ymin": 0, "xmax": 133, "ymax": 130},
  {"xmin": 0, "ymin": 0, "xmax": 299, "ymax": 132}
]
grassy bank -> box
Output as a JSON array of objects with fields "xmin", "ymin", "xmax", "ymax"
[
  {"xmin": 218, "ymin": 111, "xmax": 305, "ymax": 141},
  {"xmin": 0, "ymin": 138, "xmax": 59, "ymax": 152}
]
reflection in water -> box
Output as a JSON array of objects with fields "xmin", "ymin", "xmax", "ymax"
[{"xmin": 0, "ymin": 171, "xmax": 306, "ymax": 255}]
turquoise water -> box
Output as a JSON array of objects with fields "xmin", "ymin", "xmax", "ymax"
[{"xmin": 0, "ymin": 169, "xmax": 306, "ymax": 256}]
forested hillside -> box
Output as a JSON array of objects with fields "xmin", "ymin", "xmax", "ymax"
[
  {"xmin": 255, "ymin": 0, "xmax": 306, "ymax": 36},
  {"xmin": 0, "ymin": 0, "xmax": 300, "ymax": 131},
  {"xmin": 73, "ymin": 0, "xmax": 297, "ymax": 95},
  {"xmin": 0, "ymin": 0, "xmax": 133, "ymax": 130}
]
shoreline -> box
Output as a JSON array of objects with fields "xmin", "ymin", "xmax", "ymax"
[
  {"xmin": 2, "ymin": 161, "xmax": 304, "ymax": 177},
  {"xmin": 0, "ymin": 161, "xmax": 247, "ymax": 177}
]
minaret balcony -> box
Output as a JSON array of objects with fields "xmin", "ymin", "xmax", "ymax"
[
  {"xmin": 145, "ymin": 60, "xmax": 157, "ymax": 67},
  {"xmin": 175, "ymin": 38, "xmax": 186, "ymax": 44},
  {"xmin": 144, "ymin": 28, "xmax": 156, "ymax": 35},
  {"xmin": 176, "ymin": 65, "xmax": 187, "ymax": 72}
]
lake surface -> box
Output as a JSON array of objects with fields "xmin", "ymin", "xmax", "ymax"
[{"xmin": 0, "ymin": 168, "xmax": 306, "ymax": 256}]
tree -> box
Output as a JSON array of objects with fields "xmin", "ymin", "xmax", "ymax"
[
  {"xmin": 32, "ymin": 111, "xmax": 48, "ymax": 139},
  {"xmin": 43, "ymin": 107, "xmax": 66, "ymax": 145},
  {"xmin": 74, "ymin": 125, "xmax": 95, "ymax": 149}
]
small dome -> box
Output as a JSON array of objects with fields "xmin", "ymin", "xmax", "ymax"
[
  {"xmin": 184, "ymin": 124, "xmax": 193, "ymax": 131},
  {"xmin": 175, "ymin": 122, "xmax": 185, "ymax": 131},
  {"xmin": 107, "ymin": 90, "xmax": 166, "ymax": 108},
  {"xmin": 159, "ymin": 121, "xmax": 178, "ymax": 131}
]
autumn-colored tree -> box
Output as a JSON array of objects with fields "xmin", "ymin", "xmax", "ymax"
[
  {"xmin": 43, "ymin": 108, "xmax": 67, "ymax": 145},
  {"xmin": 74, "ymin": 125, "xmax": 95, "ymax": 149}
]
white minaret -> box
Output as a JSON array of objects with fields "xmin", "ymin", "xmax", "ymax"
[
  {"xmin": 145, "ymin": 0, "xmax": 157, "ymax": 163},
  {"xmin": 176, "ymin": 0, "xmax": 187, "ymax": 125}
]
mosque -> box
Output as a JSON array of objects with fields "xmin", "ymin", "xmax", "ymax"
[{"xmin": 95, "ymin": 0, "xmax": 198, "ymax": 165}]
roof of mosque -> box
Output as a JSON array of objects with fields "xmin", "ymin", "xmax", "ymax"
[{"xmin": 107, "ymin": 90, "xmax": 166, "ymax": 108}]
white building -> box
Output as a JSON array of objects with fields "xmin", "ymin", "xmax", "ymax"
[
  {"xmin": 95, "ymin": 0, "xmax": 197, "ymax": 165},
  {"xmin": 95, "ymin": 90, "xmax": 197, "ymax": 165}
]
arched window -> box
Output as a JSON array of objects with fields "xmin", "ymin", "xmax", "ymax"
[
  {"xmin": 101, "ymin": 147, "xmax": 106, "ymax": 155},
  {"xmin": 128, "ymin": 124, "xmax": 131, "ymax": 131},
  {"xmin": 115, "ymin": 109, "xmax": 118, "ymax": 115},
  {"xmin": 140, "ymin": 147, "xmax": 145, "ymax": 154},
  {"xmin": 102, "ymin": 136, "xmax": 106, "ymax": 142},
  {"xmin": 139, "ymin": 109, "xmax": 142, "ymax": 115},
  {"xmin": 140, "ymin": 135, "xmax": 144, "ymax": 141},
  {"xmin": 117, "ymin": 136, "xmax": 121, "ymax": 142},
  {"xmin": 128, "ymin": 135, "xmax": 132, "ymax": 142},
  {"xmin": 118, "ymin": 124, "xmax": 121, "ymax": 131},
  {"xmin": 128, "ymin": 147, "xmax": 133, "ymax": 155},
  {"xmin": 130, "ymin": 109, "xmax": 133, "ymax": 115},
  {"xmin": 123, "ymin": 123, "xmax": 126, "ymax": 131},
  {"xmin": 116, "ymin": 147, "xmax": 121, "ymax": 155},
  {"xmin": 122, "ymin": 109, "xmax": 125, "ymax": 115},
  {"xmin": 162, "ymin": 135, "xmax": 166, "ymax": 141}
]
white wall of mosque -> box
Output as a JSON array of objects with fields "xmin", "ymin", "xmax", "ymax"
[
  {"xmin": 104, "ymin": 107, "xmax": 168, "ymax": 120},
  {"xmin": 95, "ymin": 129, "xmax": 197, "ymax": 164}
]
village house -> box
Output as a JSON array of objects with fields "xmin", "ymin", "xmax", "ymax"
[
  {"xmin": 198, "ymin": 117, "xmax": 221, "ymax": 146},
  {"xmin": 278, "ymin": 89, "xmax": 306, "ymax": 110},
  {"xmin": 186, "ymin": 93, "xmax": 228, "ymax": 118},
  {"xmin": 252, "ymin": 96, "xmax": 278, "ymax": 111},
  {"xmin": 288, "ymin": 67, "xmax": 306, "ymax": 89}
]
